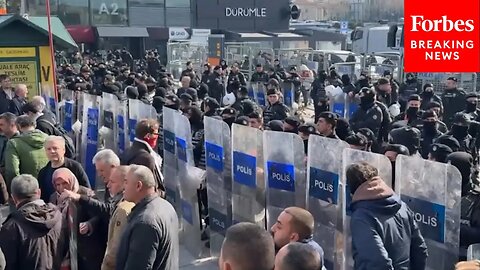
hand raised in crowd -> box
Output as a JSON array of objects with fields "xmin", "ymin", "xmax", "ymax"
[
  {"xmin": 79, "ymin": 222, "xmax": 91, "ymax": 235},
  {"xmin": 59, "ymin": 189, "xmax": 81, "ymax": 202}
]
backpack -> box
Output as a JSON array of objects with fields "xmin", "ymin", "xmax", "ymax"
[{"xmin": 37, "ymin": 119, "xmax": 77, "ymax": 159}]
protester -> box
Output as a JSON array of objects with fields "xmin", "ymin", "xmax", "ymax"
[
  {"xmin": 0, "ymin": 174, "xmax": 63, "ymax": 270},
  {"xmin": 219, "ymin": 222, "xmax": 275, "ymax": 270},
  {"xmin": 274, "ymin": 242, "xmax": 322, "ymax": 270},
  {"xmin": 38, "ymin": 135, "xmax": 90, "ymax": 202},
  {"xmin": 4, "ymin": 115, "xmax": 49, "ymax": 189},
  {"xmin": 9, "ymin": 84, "xmax": 28, "ymax": 116},
  {"xmin": 116, "ymin": 165, "xmax": 178, "ymax": 270},
  {"xmin": 346, "ymin": 162, "xmax": 428, "ymax": 270},
  {"xmin": 93, "ymin": 149, "xmax": 120, "ymax": 201}
]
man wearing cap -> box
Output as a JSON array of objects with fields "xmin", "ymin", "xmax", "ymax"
[
  {"xmin": 428, "ymin": 143, "xmax": 452, "ymax": 163},
  {"xmin": 207, "ymin": 66, "xmax": 224, "ymax": 104},
  {"xmin": 376, "ymin": 77, "xmax": 398, "ymax": 108},
  {"xmin": 298, "ymin": 123, "xmax": 318, "ymax": 155},
  {"xmin": 203, "ymin": 97, "xmax": 220, "ymax": 117},
  {"xmin": 420, "ymin": 83, "xmax": 442, "ymax": 111},
  {"xmin": 394, "ymin": 94, "xmax": 423, "ymax": 130},
  {"xmin": 462, "ymin": 93, "xmax": 480, "ymax": 122},
  {"xmin": 283, "ymin": 116, "xmax": 301, "ymax": 134},
  {"xmin": 227, "ymin": 62, "xmax": 247, "ymax": 94},
  {"xmin": 398, "ymin": 73, "xmax": 421, "ymax": 112},
  {"xmin": 181, "ymin": 61, "xmax": 196, "ymax": 81},
  {"xmin": 263, "ymin": 88, "xmax": 290, "ymax": 127},
  {"xmin": 345, "ymin": 133, "xmax": 369, "ymax": 151},
  {"xmin": 420, "ymin": 110, "xmax": 443, "ymax": 159},
  {"xmin": 389, "ymin": 126, "xmax": 422, "ymax": 157},
  {"xmin": 230, "ymin": 86, "xmax": 255, "ymax": 116},
  {"xmin": 179, "ymin": 93, "xmax": 194, "ymax": 113},
  {"xmin": 350, "ymin": 87, "xmax": 383, "ymax": 139},
  {"xmin": 250, "ymin": 64, "xmax": 269, "ymax": 84},
  {"xmin": 248, "ymin": 111, "xmax": 264, "ymax": 130},
  {"xmin": 284, "ymin": 66, "xmax": 302, "ymax": 103},
  {"xmin": 441, "ymin": 76, "xmax": 466, "ymax": 128},
  {"xmin": 316, "ymin": 112, "xmax": 339, "ymax": 139},
  {"xmin": 201, "ymin": 63, "xmax": 212, "ymax": 85},
  {"xmin": 221, "ymin": 107, "xmax": 237, "ymax": 128},
  {"xmin": 447, "ymin": 113, "xmax": 476, "ymax": 158}
]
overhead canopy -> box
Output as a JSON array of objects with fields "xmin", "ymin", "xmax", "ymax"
[
  {"xmin": 66, "ymin": 26, "xmax": 96, "ymax": 44},
  {"xmin": 97, "ymin": 26, "xmax": 149, "ymax": 38},
  {"xmin": 0, "ymin": 15, "xmax": 78, "ymax": 49}
]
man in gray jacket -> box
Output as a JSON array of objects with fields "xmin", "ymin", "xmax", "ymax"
[{"xmin": 116, "ymin": 165, "xmax": 178, "ymax": 270}]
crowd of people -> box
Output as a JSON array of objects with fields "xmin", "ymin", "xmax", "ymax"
[{"xmin": 0, "ymin": 48, "xmax": 477, "ymax": 270}]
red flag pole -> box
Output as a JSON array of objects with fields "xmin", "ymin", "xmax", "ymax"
[{"xmin": 45, "ymin": 0, "xmax": 58, "ymax": 102}]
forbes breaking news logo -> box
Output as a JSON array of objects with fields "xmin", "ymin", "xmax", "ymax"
[{"xmin": 404, "ymin": 0, "xmax": 480, "ymax": 73}]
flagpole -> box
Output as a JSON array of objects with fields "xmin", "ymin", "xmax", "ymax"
[{"xmin": 45, "ymin": 0, "xmax": 58, "ymax": 102}]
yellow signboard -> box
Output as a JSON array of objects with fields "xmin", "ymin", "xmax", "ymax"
[
  {"xmin": 0, "ymin": 61, "xmax": 38, "ymax": 95},
  {"xmin": 0, "ymin": 47, "xmax": 36, "ymax": 58}
]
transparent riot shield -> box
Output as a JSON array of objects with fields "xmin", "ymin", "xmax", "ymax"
[
  {"xmin": 116, "ymin": 100, "xmax": 128, "ymax": 155},
  {"xmin": 332, "ymin": 93, "xmax": 347, "ymax": 118},
  {"xmin": 281, "ymin": 82, "xmax": 294, "ymax": 109},
  {"xmin": 81, "ymin": 93, "xmax": 100, "ymax": 188},
  {"xmin": 263, "ymin": 131, "xmax": 306, "ymax": 229},
  {"xmin": 204, "ymin": 117, "xmax": 232, "ymax": 257},
  {"xmin": 128, "ymin": 99, "xmax": 158, "ymax": 146},
  {"xmin": 467, "ymin": 244, "xmax": 480, "ymax": 260},
  {"xmin": 174, "ymin": 112, "xmax": 204, "ymax": 258},
  {"xmin": 256, "ymin": 83, "xmax": 266, "ymax": 107},
  {"xmin": 248, "ymin": 82, "xmax": 256, "ymax": 100},
  {"xmin": 342, "ymin": 148, "xmax": 392, "ymax": 270},
  {"xmin": 42, "ymin": 86, "xmax": 58, "ymax": 119},
  {"xmin": 59, "ymin": 89, "xmax": 76, "ymax": 134},
  {"xmin": 162, "ymin": 107, "xmax": 179, "ymax": 212},
  {"xmin": 231, "ymin": 124, "xmax": 265, "ymax": 228},
  {"xmin": 100, "ymin": 93, "xmax": 117, "ymax": 152},
  {"xmin": 307, "ymin": 136, "xmax": 349, "ymax": 270},
  {"xmin": 396, "ymin": 155, "xmax": 461, "ymax": 270}
]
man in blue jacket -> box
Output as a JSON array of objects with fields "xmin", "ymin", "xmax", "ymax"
[{"xmin": 346, "ymin": 162, "xmax": 428, "ymax": 270}]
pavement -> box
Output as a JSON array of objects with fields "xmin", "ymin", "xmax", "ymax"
[{"xmin": 179, "ymin": 247, "xmax": 217, "ymax": 269}]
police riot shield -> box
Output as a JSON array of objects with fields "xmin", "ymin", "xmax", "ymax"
[
  {"xmin": 263, "ymin": 131, "xmax": 306, "ymax": 229},
  {"xmin": 281, "ymin": 82, "xmax": 294, "ymax": 109},
  {"xmin": 116, "ymin": 99, "xmax": 128, "ymax": 155},
  {"xmin": 128, "ymin": 99, "xmax": 158, "ymax": 146},
  {"xmin": 248, "ymin": 82, "xmax": 256, "ymax": 100},
  {"xmin": 42, "ymin": 86, "xmax": 58, "ymax": 119},
  {"xmin": 162, "ymin": 107, "xmax": 179, "ymax": 212},
  {"xmin": 231, "ymin": 124, "xmax": 265, "ymax": 227},
  {"xmin": 467, "ymin": 244, "xmax": 480, "ymax": 260},
  {"xmin": 81, "ymin": 93, "xmax": 100, "ymax": 188},
  {"xmin": 396, "ymin": 155, "xmax": 461, "ymax": 270},
  {"xmin": 256, "ymin": 83, "xmax": 266, "ymax": 107},
  {"xmin": 204, "ymin": 117, "xmax": 232, "ymax": 257},
  {"xmin": 331, "ymin": 93, "xmax": 347, "ymax": 118},
  {"xmin": 342, "ymin": 148, "xmax": 392, "ymax": 270},
  {"xmin": 307, "ymin": 136, "xmax": 349, "ymax": 270},
  {"xmin": 174, "ymin": 112, "xmax": 204, "ymax": 257},
  {"xmin": 59, "ymin": 89, "xmax": 76, "ymax": 135},
  {"xmin": 100, "ymin": 93, "xmax": 117, "ymax": 152}
]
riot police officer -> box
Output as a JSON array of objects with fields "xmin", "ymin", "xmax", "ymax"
[
  {"xmin": 447, "ymin": 113, "xmax": 476, "ymax": 158},
  {"xmin": 316, "ymin": 112, "xmax": 339, "ymax": 139},
  {"xmin": 393, "ymin": 94, "xmax": 423, "ymax": 130},
  {"xmin": 350, "ymin": 87, "xmax": 383, "ymax": 139},
  {"xmin": 441, "ymin": 77, "xmax": 466, "ymax": 128},
  {"xmin": 250, "ymin": 64, "xmax": 269, "ymax": 84},
  {"xmin": 227, "ymin": 62, "xmax": 247, "ymax": 93},
  {"xmin": 420, "ymin": 111, "xmax": 443, "ymax": 159},
  {"xmin": 462, "ymin": 93, "xmax": 480, "ymax": 122},
  {"xmin": 263, "ymin": 88, "xmax": 290, "ymax": 126}
]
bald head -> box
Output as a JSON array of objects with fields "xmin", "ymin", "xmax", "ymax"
[
  {"xmin": 275, "ymin": 242, "xmax": 322, "ymax": 270},
  {"xmin": 219, "ymin": 222, "xmax": 275, "ymax": 270}
]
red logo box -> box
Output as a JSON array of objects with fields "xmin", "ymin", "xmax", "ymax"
[{"xmin": 404, "ymin": 0, "xmax": 480, "ymax": 72}]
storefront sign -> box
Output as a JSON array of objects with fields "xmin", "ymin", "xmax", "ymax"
[
  {"xmin": 0, "ymin": 47, "xmax": 35, "ymax": 58},
  {"xmin": 169, "ymin": 27, "xmax": 190, "ymax": 41},
  {"xmin": 225, "ymin": 7, "xmax": 266, "ymax": 17},
  {"xmin": 0, "ymin": 61, "xmax": 37, "ymax": 93}
]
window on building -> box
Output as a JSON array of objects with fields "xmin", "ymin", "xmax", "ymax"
[
  {"xmin": 91, "ymin": 0, "xmax": 128, "ymax": 26},
  {"xmin": 129, "ymin": 0, "xmax": 165, "ymax": 6},
  {"xmin": 58, "ymin": 0, "xmax": 89, "ymax": 25},
  {"xmin": 25, "ymin": 0, "xmax": 59, "ymax": 17},
  {"xmin": 165, "ymin": 0, "xmax": 189, "ymax": 8}
]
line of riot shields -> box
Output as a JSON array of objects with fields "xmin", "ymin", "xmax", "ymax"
[
  {"xmin": 164, "ymin": 110, "xmax": 462, "ymax": 270},
  {"xmin": 53, "ymin": 89, "xmax": 463, "ymax": 269}
]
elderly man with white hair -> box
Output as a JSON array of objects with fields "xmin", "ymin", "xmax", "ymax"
[
  {"xmin": 116, "ymin": 165, "xmax": 178, "ymax": 270},
  {"xmin": 93, "ymin": 149, "xmax": 120, "ymax": 202}
]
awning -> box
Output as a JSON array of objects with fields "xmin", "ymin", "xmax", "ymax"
[
  {"xmin": 66, "ymin": 26, "xmax": 95, "ymax": 44},
  {"xmin": 238, "ymin": 32, "xmax": 271, "ymax": 38},
  {"xmin": 27, "ymin": 16, "xmax": 78, "ymax": 49},
  {"xmin": 272, "ymin": 32, "xmax": 304, "ymax": 38},
  {"xmin": 96, "ymin": 26, "xmax": 149, "ymax": 38}
]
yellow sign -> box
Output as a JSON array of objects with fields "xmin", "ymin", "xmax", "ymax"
[
  {"xmin": 39, "ymin": 46, "xmax": 55, "ymax": 97},
  {"xmin": 0, "ymin": 47, "xmax": 36, "ymax": 58},
  {"xmin": 0, "ymin": 61, "xmax": 38, "ymax": 95}
]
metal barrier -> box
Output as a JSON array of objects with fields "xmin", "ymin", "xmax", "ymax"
[
  {"xmin": 225, "ymin": 42, "xmax": 275, "ymax": 80},
  {"xmin": 362, "ymin": 53, "xmax": 401, "ymax": 83},
  {"xmin": 415, "ymin": 72, "xmax": 478, "ymax": 92},
  {"xmin": 167, "ymin": 41, "xmax": 207, "ymax": 79}
]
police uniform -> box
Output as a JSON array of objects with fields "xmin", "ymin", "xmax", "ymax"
[
  {"xmin": 263, "ymin": 89, "xmax": 290, "ymax": 125},
  {"xmin": 350, "ymin": 88, "xmax": 383, "ymax": 138},
  {"xmin": 318, "ymin": 112, "xmax": 340, "ymax": 139},
  {"xmin": 299, "ymin": 123, "xmax": 318, "ymax": 154},
  {"xmin": 441, "ymin": 77, "xmax": 466, "ymax": 128},
  {"xmin": 250, "ymin": 65, "xmax": 269, "ymax": 84}
]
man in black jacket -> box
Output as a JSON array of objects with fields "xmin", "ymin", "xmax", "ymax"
[
  {"xmin": 9, "ymin": 84, "xmax": 28, "ymax": 116},
  {"xmin": 121, "ymin": 119, "xmax": 164, "ymax": 193},
  {"xmin": 0, "ymin": 174, "xmax": 63, "ymax": 270},
  {"xmin": 442, "ymin": 76, "xmax": 466, "ymax": 128},
  {"xmin": 0, "ymin": 75, "xmax": 13, "ymax": 115}
]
